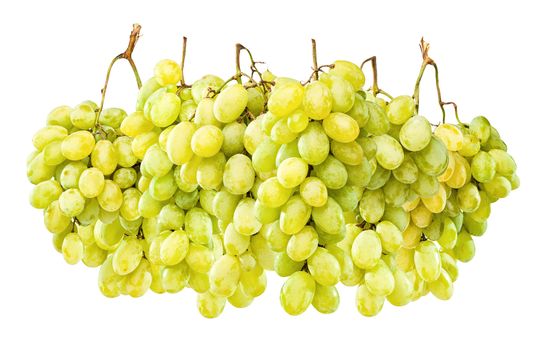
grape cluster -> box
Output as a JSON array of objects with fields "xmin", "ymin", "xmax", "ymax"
[{"xmin": 27, "ymin": 41, "xmax": 519, "ymax": 318}]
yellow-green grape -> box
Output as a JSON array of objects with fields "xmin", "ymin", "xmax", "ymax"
[
  {"xmin": 311, "ymin": 284, "xmax": 339, "ymax": 314},
  {"xmin": 255, "ymin": 200, "xmax": 280, "ymax": 224},
  {"xmin": 112, "ymin": 237, "xmax": 143, "ymax": 275},
  {"xmin": 196, "ymin": 152, "xmax": 225, "ymax": 190},
  {"xmin": 250, "ymin": 234, "xmax": 275, "ymax": 271},
  {"xmin": 367, "ymin": 164, "xmax": 391, "ymax": 190},
  {"xmin": 243, "ymin": 117, "xmax": 266, "ymax": 155},
  {"xmin": 411, "ymin": 172, "xmax": 440, "ymax": 198},
  {"xmin": 434, "ymin": 124, "xmax": 463, "ymax": 151},
  {"xmin": 246, "ymin": 87, "xmax": 265, "ymax": 117},
  {"xmin": 190, "ymin": 125, "xmax": 223, "ymax": 158},
  {"xmin": 257, "ymin": 177, "xmax": 292, "ymax": 209},
  {"xmin": 137, "ymin": 174, "xmax": 151, "ymax": 193},
  {"xmin": 357, "ymin": 135, "xmax": 377, "ymax": 158},
  {"xmin": 359, "ymin": 189, "xmax": 385, "ymax": 224},
  {"xmin": 314, "ymin": 155, "xmax": 348, "ymax": 190},
  {"xmin": 383, "ymin": 205, "xmax": 410, "ymax": 232},
  {"xmin": 137, "ymin": 190, "xmax": 162, "ymax": 218},
  {"xmin": 143, "ymin": 144, "xmax": 173, "ymax": 178},
  {"xmin": 154, "ymin": 59, "xmax": 182, "ymax": 86},
  {"xmin": 52, "ymin": 230, "xmax": 68, "ymax": 253},
  {"xmin": 271, "ymin": 117, "xmax": 298, "ymax": 144},
  {"xmin": 188, "ymin": 269, "xmax": 210, "ymax": 293},
  {"xmin": 483, "ymin": 126, "xmax": 507, "ymax": 151},
  {"xmin": 365, "ymin": 259, "xmax": 395, "ymax": 296},
  {"xmin": 223, "ymin": 223, "xmax": 250, "ymax": 255},
  {"xmin": 280, "ymin": 196, "xmax": 312, "ymax": 235},
  {"xmin": 469, "ymin": 116, "xmax": 491, "ymax": 143},
  {"xmin": 459, "ymin": 130, "xmax": 481, "ymax": 157},
  {"xmin": 136, "ymin": 78, "xmax": 162, "ymax": 112},
  {"xmin": 286, "ymin": 109, "xmax": 309, "ymax": 133},
  {"xmin": 191, "ymin": 75, "xmax": 224, "ymax": 103},
  {"xmin": 414, "ymin": 240, "xmax": 441, "ymax": 282},
  {"xmin": 76, "ymin": 198, "xmax": 100, "ymax": 226},
  {"xmin": 251, "ymin": 137, "xmax": 280, "ymax": 173},
  {"xmin": 413, "ymin": 136, "xmax": 449, "ymax": 176},
  {"xmin": 240, "ymin": 264, "xmax": 267, "ymax": 297},
  {"xmin": 329, "ymin": 185, "xmax": 362, "ymax": 212},
  {"xmin": 70, "ymin": 103, "xmax": 96, "ymax": 129},
  {"xmin": 82, "ymin": 242, "xmax": 108, "ymax": 267},
  {"xmin": 463, "ymin": 215, "xmax": 488, "ymax": 237},
  {"xmin": 471, "ymin": 151, "xmax": 496, "ymax": 183},
  {"xmin": 197, "ymin": 292, "xmax": 226, "ymax": 318},
  {"xmin": 162, "ymin": 262, "xmax": 189, "ymax": 293},
  {"xmin": 286, "ymin": 226, "xmax": 319, "ymax": 262},
  {"xmin": 125, "ymin": 259, "xmax": 152, "ymax": 297},
  {"xmin": 438, "ymin": 217, "xmax": 457, "ymax": 250},
  {"xmin": 61, "ymin": 131, "xmax": 95, "ymax": 161},
  {"xmin": 387, "ymin": 95, "xmax": 415, "ymax": 125},
  {"xmin": 120, "ymin": 111, "xmax": 154, "ymax": 137},
  {"xmin": 373, "ymin": 134, "xmax": 405, "ymax": 170},
  {"xmin": 59, "ymin": 188, "xmax": 86, "ymax": 217},
  {"xmin": 194, "ymin": 98, "xmax": 221, "ymax": 127},
  {"xmin": 120, "ymin": 188, "xmax": 141, "ymax": 221},
  {"xmin": 268, "ymin": 80, "xmax": 304, "ymax": 117},
  {"xmin": 483, "ymin": 175, "xmax": 512, "ymax": 199},
  {"xmin": 263, "ymin": 221, "xmax": 290, "ymax": 252},
  {"xmin": 345, "ymin": 160, "xmax": 373, "ymax": 188},
  {"xmin": 98, "ymin": 255, "xmax": 122, "ymax": 297},
  {"xmin": 147, "ymin": 231, "xmax": 169, "ymax": 265},
  {"xmin": 420, "ymin": 184, "xmax": 446, "ymax": 213},
  {"xmin": 330, "ymin": 60, "xmax": 365, "ymax": 90},
  {"xmin": 320, "ymin": 73, "xmax": 355, "ymax": 113},
  {"xmin": 199, "ymin": 189, "xmax": 216, "ymax": 216},
  {"xmin": 185, "ymin": 208, "xmax": 212, "ymax": 244},
  {"xmin": 356, "ymin": 282, "xmax": 385, "ymax": 317},
  {"xmin": 411, "ymin": 202, "xmax": 433, "ymax": 228},
  {"xmin": 113, "ymin": 168, "xmax": 137, "ymax": 189},
  {"xmin": 179, "ymin": 99, "xmax": 197, "ymax": 121},
  {"xmin": 261, "ymin": 111, "xmax": 282, "ymax": 135},
  {"xmin": 347, "ymin": 93, "xmax": 370, "ymax": 128},
  {"xmin": 429, "ymin": 269, "xmax": 454, "ymax": 300},
  {"xmin": 59, "ymin": 161, "xmax": 86, "ymax": 189},
  {"xmin": 91, "ymin": 140, "xmax": 117, "ymax": 175},
  {"xmin": 112, "ymin": 137, "xmax": 137, "ymax": 168},
  {"xmin": 178, "ymin": 155, "xmax": 201, "ymax": 187},
  {"xmin": 326, "ymin": 244, "xmax": 357, "ymax": 285},
  {"xmin": 209, "ymin": 255, "xmax": 241, "ymax": 297},
  {"xmin": 383, "ymin": 178, "xmax": 409, "ymax": 207},
  {"xmin": 234, "ymin": 198, "xmax": 262, "ymax": 235},
  {"xmin": 330, "ymin": 140, "xmax": 363, "ymax": 166},
  {"xmin": 160, "ymin": 230, "xmax": 189, "ymax": 266},
  {"xmin": 132, "ymin": 130, "xmax": 159, "ymax": 160},
  {"xmin": 157, "ymin": 204, "xmax": 184, "ymax": 231},
  {"xmin": 399, "ymin": 115, "xmax": 432, "ymax": 151},
  {"xmin": 280, "ymin": 271, "xmax": 315, "ymax": 316},
  {"xmin": 30, "ymin": 179, "xmax": 63, "ymax": 209},
  {"xmin": 174, "ymin": 189, "xmax": 199, "ymax": 211},
  {"xmin": 376, "ymin": 220, "xmax": 402, "ymax": 253},
  {"xmin": 212, "ymin": 189, "xmax": 240, "ymax": 222},
  {"xmin": 457, "ymin": 183, "xmax": 481, "ymax": 212},
  {"xmin": 228, "ymin": 284, "xmax": 254, "ymax": 308},
  {"xmin": 350, "ymin": 228, "xmax": 380, "ymax": 269},
  {"xmin": 158, "ymin": 125, "xmax": 175, "ymax": 151},
  {"xmin": 322, "ymin": 112, "xmax": 359, "ymax": 143},
  {"xmin": 440, "ymin": 252, "xmax": 459, "ymax": 282},
  {"xmin": 220, "ymin": 122, "xmax": 245, "ymax": 157},
  {"xmin": 488, "ymin": 149, "xmax": 516, "ymax": 177},
  {"xmin": 221, "ymin": 154, "xmax": 254, "ymax": 195},
  {"xmin": 62, "ymin": 232, "xmax": 83, "ymax": 265},
  {"xmin": 298, "ymin": 122, "xmax": 330, "ymax": 165},
  {"xmin": 149, "ymin": 263, "xmax": 165, "ymax": 294},
  {"xmin": 97, "ymin": 180, "xmax": 123, "ymax": 212},
  {"xmin": 43, "ymin": 141, "xmax": 65, "ymax": 166},
  {"xmin": 99, "ymin": 108, "xmax": 126, "ymax": 130},
  {"xmin": 396, "ymin": 247, "xmax": 416, "ymax": 272},
  {"xmin": 446, "ymin": 153, "xmax": 470, "ymax": 189},
  {"xmin": 78, "ymin": 168, "xmax": 105, "ymax": 198},
  {"xmin": 274, "ymin": 252, "xmax": 305, "ymax": 276},
  {"xmin": 47, "ymin": 105, "xmax": 73, "ymax": 129},
  {"xmin": 311, "ymin": 197, "xmax": 345, "ymax": 236},
  {"xmin": 276, "ymin": 140, "xmax": 301, "ymax": 167},
  {"xmin": 273, "ymin": 158, "xmax": 305, "ymax": 190},
  {"xmin": 387, "ymin": 269, "xmax": 413, "ymax": 306},
  {"xmin": 213, "ymin": 83, "xmax": 248, "ymax": 123},
  {"xmin": 468, "ymin": 191, "xmax": 491, "ymax": 223},
  {"xmin": 363, "ymin": 100, "xmax": 390, "ymax": 136}
]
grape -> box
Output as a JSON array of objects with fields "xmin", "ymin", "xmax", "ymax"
[
  {"xmin": 70, "ymin": 103, "xmax": 96, "ymax": 129},
  {"xmin": 223, "ymin": 154, "xmax": 255, "ymax": 194},
  {"xmin": 99, "ymin": 108, "xmax": 126, "ymax": 130},
  {"xmin": 223, "ymin": 223, "xmax": 250, "ymax": 255},
  {"xmin": 414, "ymin": 241, "xmax": 441, "ymax": 282},
  {"xmin": 233, "ymin": 198, "xmax": 262, "ymax": 235},
  {"xmin": 209, "ymin": 255, "xmax": 241, "ymax": 297},
  {"xmin": 437, "ymin": 217, "xmax": 458, "ymax": 250},
  {"xmin": 421, "ymin": 183, "xmax": 447, "ymax": 213},
  {"xmin": 457, "ymin": 183, "xmax": 481, "ymax": 212},
  {"xmin": 308, "ymin": 247, "xmax": 341, "ymax": 286},
  {"xmin": 243, "ymin": 117, "xmax": 266, "ymax": 155},
  {"xmin": 277, "ymin": 157, "xmax": 308, "ymax": 189},
  {"xmin": 363, "ymin": 101, "xmax": 390, "ymax": 136},
  {"xmin": 82, "ymin": 243, "xmax": 108, "ymax": 267},
  {"xmin": 376, "ymin": 221, "xmax": 402, "ymax": 253},
  {"xmin": 258, "ymin": 177, "xmax": 292, "ymax": 208},
  {"xmin": 162, "ymin": 262, "xmax": 189, "ymax": 293},
  {"xmin": 185, "ymin": 208, "xmax": 212, "ymax": 244},
  {"xmin": 268, "ymin": 80, "xmax": 304, "ymax": 117},
  {"xmin": 197, "ymin": 292, "xmax": 226, "ymax": 318},
  {"xmin": 471, "ymin": 151, "xmax": 496, "ymax": 183},
  {"xmin": 154, "ymin": 59, "xmax": 182, "ymax": 86},
  {"xmin": 113, "ymin": 168, "xmax": 137, "ymax": 189},
  {"xmin": 47, "ymin": 105, "xmax": 73, "ymax": 129},
  {"xmin": 320, "ymin": 74, "xmax": 355, "ymax": 113},
  {"xmin": 429, "ymin": 269, "xmax": 454, "ymax": 300},
  {"xmin": 469, "ymin": 116, "xmax": 491, "ymax": 143},
  {"xmin": 311, "ymin": 197, "xmax": 345, "ymax": 236},
  {"xmin": 270, "ymin": 117, "xmax": 297, "ymax": 144},
  {"xmin": 160, "ymin": 230, "xmax": 189, "ymax": 265},
  {"xmin": 387, "ymin": 269, "xmax": 413, "ymax": 306},
  {"xmin": 399, "ymin": 115, "xmax": 432, "ymax": 151},
  {"xmin": 364, "ymin": 259, "xmax": 395, "ymax": 296},
  {"xmin": 61, "ymin": 131, "xmax": 95, "ymax": 161},
  {"xmin": 59, "ymin": 188, "xmax": 86, "ymax": 217},
  {"xmin": 252, "ymin": 137, "xmax": 280, "ymax": 173},
  {"xmin": 488, "ymin": 149, "xmax": 517, "ymax": 176},
  {"xmin": 434, "ymin": 124, "xmax": 463, "ymax": 151},
  {"xmin": 359, "ymin": 189, "xmax": 385, "ymax": 223},
  {"xmin": 313, "ymin": 155, "xmax": 348, "ymax": 189},
  {"xmin": 286, "ymin": 226, "xmax": 319, "ymax": 261},
  {"xmin": 330, "ymin": 60, "xmax": 365, "ymax": 90},
  {"xmin": 184, "ymin": 243, "xmax": 214, "ymax": 273},
  {"xmin": 92, "ymin": 140, "xmax": 118, "ymax": 175},
  {"xmin": 387, "ymin": 96, "xmax": 415, "ymax": 125},
  {"xmin": 112, "ymin": 237, "xmax": 143, "ymax": 275},
  {"xmin": 373, "ymin": 134, "xmax": 405, "ymax": 170},
  {"xmin": 196, "ymin": 152, "xmax": 225, "ymax": 190},
  {"xmin": 483, "ymin": 175, "xmax": 511, "ymax": 199},
  {"xmin": 125, "ymin": 259, "xmax": 152, "ymax": 297},
  {"xmin": 459, "ymin": 130, "xmax": 481, "ymax": 157},
  {"xmin": 246, "ymin": 87, "xmax": 265, "ymax": 117},
  {"xmin": 356, "ymin": 283, "xmax": 385, "ymax": 317},
  {"xmin": 351, "ymin": 229, "xmax": 381, "ymax": 269},
  {"xmin": 165, "ymin": 121, "xmax": 195, "ymax": 165},
  {"xmin": 97, "ymin": 180, "xmax": 123, "ymax": 212},
  {"xmin": 62, "ymin": 232, "xmax": 84, "ymax": 265},
  {"xmin": 221, "ymin": 122, "xmax": 246, "ymax": 156},
  {"xmin": 413, "ymin": 136, "xmax": 449, "ymax": 176},
  {"xmin": 330, "ymin": 140, "xmax": 363, "ymax": 166},
  {"xmin": 280, "ymin": 271, "xmax": 315, "ymax": 316},
  {"xmin": 94, "ymin": 219, "xmax": 124, "ymax": 251},
  {"xmin": 279, "ymin": 196, "xmax": 311, "ymax": 234},
  {"xmin": 298, "ymin": 122, "xmax": 330, "ymax": 165},
  {"xmin": 30, "ymin": 179, "xmax": 63, "ymax": 209},
  {"xmin": 213, "ymin": 84, "xmax": 248, "ymax": 123},
  {"xmin": 322, "ymin": 112, "xmax": 359, "ymax": 143},
  {"xmin": 43, "ymin": 141, "xmax": 65, "ymax": 166},
  {"xmin": 136, "ymin": 78, "xmax": 162, "ymax": 111}
]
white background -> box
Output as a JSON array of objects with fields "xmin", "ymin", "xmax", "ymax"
[{"xmin": 1, "ymin": 0, "xmax": 543, "ymax": 349}]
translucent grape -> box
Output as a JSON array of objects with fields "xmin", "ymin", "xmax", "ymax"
[{"xmin": 280, "ymin": 271, "xmax": 315, "ymax": 316}]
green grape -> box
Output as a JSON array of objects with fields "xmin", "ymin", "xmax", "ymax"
[
  {"xmin": 320, "ymin": 73, "xmax": 355, "ymax": 113},
  {"xmin": 457, "ymin": 183, "xmax": 481, "ymax": 212},
  {"xmin": 243, "ymin": 117, "xmax": 266, "ymax": 155},
  {"xmin": 69, "ymin": 103, "xmax": 96, "ymax": 129},
  {"xmin": 276, "ymin": 140, "xmax": 301, "ymax": 167},
  {"xmin": 287, "ymin": 109, "xmax": 309, "ymax": 133},
  {"xmin": 94, "ymin": 219, "xmax": 124, "ymax": 251},
  {"xmin": 82, "ymin": 242, "xmax": 108, "ymax": 267},
  {"xmin": 274, "ymin": 251, "xmax": 304, "ymax": 276},
  {"xmin": 30, "ymin": 179, "xmax": 63, "ymax": 209},
  {"xmin": 365, "ymin": 259, "xmax": 395, "ymax": 296},
  {"xmin": 485, "ymin": 175, "xmax": 512, "ymax": 199},
  {"xmin": 228, "ymin": 284, "xmax": 253, "ymax": 308},
  {"xmin": 197, "ymin": 292, "xmax": 226, "ymax": 318},
  {"xmin": 198, "ymin": 189, "xmax": 216, "ymax": 216},
  {"xmin": 132, "ymin": 131, "xmax": 159, "ymax": 160},
  {"xmin": 258, "ymin": 177, "xmax": 292, "ymax": 209},
  {"xmin": 157, "ymin": 203, "xmax": 185, "ymax": 230},
  {"xmin": 279, "ymin": 196, "xmax": 311, "ymax": 234},
  {"xmin": 263, "ymin": 221, "xmax": 289, "ymax": 252},
  {"xmin": 345, "ymin": 160, "xmax": 373, "ymax": 188},
  {"xmin": 174, "ymin": 189, "xmax": 199, "ymax": 210},
  {"xmin": 239, "ymin": 264, "xmax": 267, "ymax": 297},
  {"xmin": 213, "ymin": 83, "xmax": 248, "ymax": 123},
  {"xmin": 112, "ymin": 237, "xmax": 143, "ymax": 275},
  {"xmin": 330, "ymin": 140, "xmax": 363, "ymax": 166},
  {"xmin": 178, "ymin": 156, "xmax": 201, "ymax": 187},
  {"xmin": 98, "ymin": 255, "xmax": 122, "ymax": 297},
  {"xmin": 60, "ymin": 131, "xmax": 95, "ymax": 161},
  {"xmin": 286, "ymin": 226, "xmax": 319, "ymax": 261},
  {"xmin": 411, "ymin": 202, "xmax": 433, "ymax": 228},
  {"xmin": 209, "ymin": 255, "xmax": 241, "ymax": 297},
  {"xmin": 386, "ymin": 269, "xmax": 413, "ymax": 306},
  {"xmin": 469, "ymin": 116, "xmax": 491, "ymax": 143},
  {"xmin": 221, "ymin": 122, "xmax": 246, "ymax": 157},
  {"xmin": 347, "ymin": 93, "xmax": 370, "ymax": 127},
  {"xmin": 414, "ymin": 241, "xmax": 441, "ymax": 282},
  {"xmin": 91, "ymin": 140, "xmax": 117, "ymax": 175},
  {"xmin": 268, "ymin": 80, "xmax": 304, "ymax": 117},
  {"xmin": 399, "ymin": 115, "xmax": 432, "ymax": 151},
  {"xmin": 298, "ymin": 122, "xmax": 330, "ymax": 165},
  {"xmin": 358, "ymin": 189, "xmax": 385, "ymax": 223},
  {"xmin": 142, "ymin": 144, "xmax": 173, "ymax": 178},
  {"xmin": 374, "ymin": 134, "xmax": 405, "ymax": 170},
  {"xmin": 312, "ymin": 284, "xmax": 340, "ymax": 314},
  {"xmin": 112, "ymin": 168, "xmax": 137, "ymax": 189},
  {"xmin": 223, "ymin": 223, "xmax": 250, "ymax": 255},
  {"xmin": 376, "ymin": 220, "xmax": 402, "ymax": 253},
  {"xmin": 125, "ymin": 259, "xmax": 152, "ymax": 297},
  {"xmin": 277, "ymin": 157, "xmax": 308, "ymax": 189},
  {"xmin": 154, "ymin": 59, "xmax": 182, "ymax": 86},
  {"xmin": 165, "ymin": 121, "xmax": 195, "ymax": 165},
  {"xmin": 185, "ymin": 208, "xmax": 212, "ymax": 245},
  {"xmin": 138, "ymin": 190, "xmax": 163, "ymax": 218},
  {"xmin": 261, "ymin": 111, "xmax": 282, "ymax": 135},
  {"xmin": 179, "ymin": 99, "xmax": 197, "ymax": 121},
  {"xmin": 330, "ymin": 60, "xmax": 365, "ymax": 90},
  {"xmin": 280, "ymin": 271, "xmax": 315, "ymax": 316},
  {"xmin": 314, "ymin": 155, "xmax": 348, "ymax": 189},
  {"xmin": 440, "ymin": 252, "xmax": 459, "ymax": 282},
  {"xmin": 271, "ymin": 117, "xmax": 298, "ymax": 144},
  {"xmin": 471, "ymin": 151, "xmax": 496, "ymax": 183},
  {"xmin": 482, "ymin": 126, "xmax": 507, "ymax": 151},
  {"xmin": 250, "ymin": 234, "xmax": 276, "ymax": 271},
  {"xmin": 58, "ymin": 161, "xmax": 86, "ymax": 189},
  {"xmin": 162, "ymin": 262, "xmax": 189, "ymax": 293},
  {"xmin": 76, "ymin": 223, "xmax": 95, "ymax": 245},
  {"xmin": 118, "ymin": 188, "xmax": 140, "ymax": 221},
  {"xmin": 356, "ymin": 283, "xmax": 385, "ymax": 317},
  {"xmin": 188, "ymin": 269, "xmax": 210, "ymax": 293},
  {"xmin": 383, "ymin": 177, "xmax": 409, "ymax": 207},
  {"xmin": 149, "ymin": 91, "xmax": 181, "ymax": 127},
  {"xmin": 322, "ymin": 112, "xmax": 360, "ymax": 143},
  {"xmin": 43, "ymin": 141, "xmax": 65, "ymax": 166},
  {"xmin": 421, "ymin": 184, "xmax": 447, "ymax": 213},
  {"xmin": 212, "ymin": 189, "xmax": 240, "ymax": 222},
  {"xmin": 113, "ymin": 136, "xmax": 138, "ymax": 168},
  {"xmin": 47, "ymin": 105, "xmax": 73, "ymax": 129},
  {"xmin": 196, "ymin": 152, "xmax": 225, "ymax": 190},
  {"xmin": 61, "ymin": 232, "xmax": 83, "ymax": 265},
  {"xmin": 366, "ymin": 164, "xmax": 391, "ymax": 190},
  {"xmin": 99, "ymin": 107, "xmax": 126, "ymax": 130},
  {"xmin": 97, "ymin": 180, "xmax": 123, "ymax": 212},
  {"xmin": 429, "ymin": 269, "xmax": 454, "ymax": 300},
  {"xmin": 191, "ymin": 75, "xmax": 224, "ymax": 103},
  {"xmin": 438, "ymin": 217, "xmax": 458, "ymax": 250},
  {"xmin": 387, "ymin": 95, "xmax": 415, "ymax": 125},
  {"xmin": 423, "ymin": 215, "xmax": 442, "ymax": 240},
  {"xmin": 307, "ymin": 247, "xmax": 341, "ymax": 286},
  {"xmin": 78, "ymin": 168, "xmax": 105, "ymax": 198},
  {"xmin": 160, "ymin": 230, "xmax": 189, "ymax": 266},
  {"xmin": 311, "ymin": 197, "xmax": 345, "ymax": 235},
  {"xmin": 488, "ymin": 149, "xmax": 516, "ymax": 177},
  {"xmin": 434, "ymin": 123, "xmax": 463, "ymax": 151},
  {"xmin": 77, "ymin": 198, "xmax": 100, "ymax": 226},
  {"xmin": 363, "ymin": 100, "xmax": 390, "ymax": 135},
  {"xmin": 252, "ymin": 137, "xmax": 280, "ymax": 173},
  {"xmin": 223, "ymin": 154, "xmax": 255, "ymax": 195},
  {"xmin": 182, "ymin": 243, "xmax": 212, "ymax": 273},
  {"xmin": 120, "ymin": 111, "xmax": 154, "ymax": 137},
  {"xmin": 59, "ymin": 188, "xmax": 86, "ymax": 217},
  {"xmin": 351, "ymin": 229, "xmax": 381, "ymax": 269},
  {"xmin": 233, "ymin": 197, "xmax": 262, "ymax": 235},
  {"xmin": 255, "ymin": 200, "xmax": 281, "ymax": 224},
  {"xmin": 383, "ymin": 205, "xmax": 410, "ymax": 232},
  {"xmin": 463, "ymin": 215, "xmax": 487, "ymax": 236},
  {"xmin": 468, "ymin": 191, "xmax": 491, "ymax": 223},
  {"xmin": 413, "ymin": 136, "xmax": 449, "ymax": 176},
  {"xmin": 329, "ymin": 185, "xmax": 363, "ymax": 212},
  {"xmin": 246, "ymin": 87, "xmax": 265, "ymax": 116},
  {"xmin": 459, "ymin": 129, "xmax": 481, "ymax": 157},
  {"xmin": 411, "ymin": 173, "xmax": 439, "ymax": 198},
  {"xmin": 357, "ymin": 135, "xmax": 377, "ymax": 158}
]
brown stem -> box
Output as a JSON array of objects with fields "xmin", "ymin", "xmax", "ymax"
[
  {"xmin": 235, "ymin": 43, "xmax": 244, "ymax": 84},
  {"xmin": 180, "ymin": 36, "xmax": 187, "ymax": 86},
  {"xmin": 311, "ymin": 39, "xmax": 318, "ymax": 81},
  {"xmin": 95, "ymin": 24, "xmax": 142, "ymax": 131},
  {"xmin": 302, "ymin": 64, "xmax": 335, "ymax": 85},
  {"xmin": 360, "ymin": 55, "xmax": 393, "ymax": 99}
]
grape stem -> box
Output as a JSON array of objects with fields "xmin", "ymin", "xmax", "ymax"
[
  {"xmin": 301, "ymin": 64, "xmax": 334, "ymax": 85},
  {"xmin": 412, "ymin": 38, "xmax": 463, "ymax": 124},
  {"xmin": 180, "ymin": 36, "xmax": 188, "ymax": 87},
  {"xmin": 95, "ymin": 23, "xmax": 143, "ymax": 132},
  {"xmin": 235, "ymin": 43, "xmax": 269, "ymax": 90},
  {"xmin": 311, "ymin": 39, "xmax": 319, "ymax": 81},
  {"xmin": 360, "ymin": 56, "xmax": 393, "ymax": 99}
]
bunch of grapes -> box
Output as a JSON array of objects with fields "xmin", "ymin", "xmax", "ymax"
[{"xmin": 27, "ymin": 27, "xmax": 519, "ymax": 318}]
